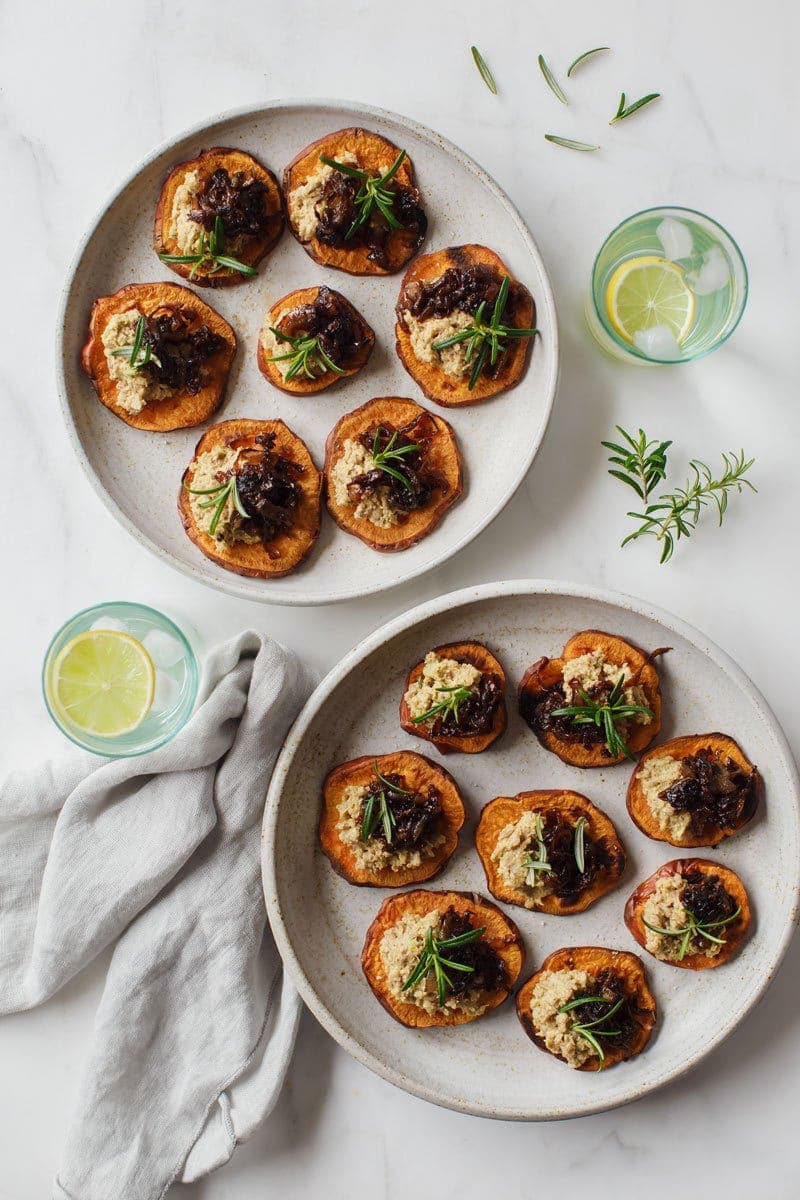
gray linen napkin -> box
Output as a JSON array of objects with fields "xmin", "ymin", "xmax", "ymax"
[{"xmin": 0, "ymin": 630, "xmax": 313, "ymax": 1200}]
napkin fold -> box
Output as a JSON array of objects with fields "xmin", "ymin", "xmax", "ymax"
[{"xmin": 0, "ymin": 631, "xmax": 313, "ymax": 1200}]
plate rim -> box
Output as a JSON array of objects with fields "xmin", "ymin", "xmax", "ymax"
[
  {"xmin": 54, "ymin": 99, "xmax": 560, "ymax": 606},
  {"xmin": 262, "ymin": 577, "xmax": 800, "ymax": 1119}
]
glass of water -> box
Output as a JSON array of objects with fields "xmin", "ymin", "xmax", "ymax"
[{"xmin": 585, "ymin": 206, "xmax": 748, "ymax": 365}]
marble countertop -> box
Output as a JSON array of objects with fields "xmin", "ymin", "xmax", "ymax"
[{"xmin": 2, "ymin": 0, "xmax": 799, "ymax": 1196}]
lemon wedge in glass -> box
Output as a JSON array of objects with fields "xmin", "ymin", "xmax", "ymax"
[
  {"xmin": 606, "ymin": 255, "xmax": 695, "ymax": 345},
  {"xmin": 46, "ymin": 630, "xmax": 156, "ymax": 738}
]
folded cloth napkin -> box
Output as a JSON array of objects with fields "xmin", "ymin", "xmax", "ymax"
[{"xmin": 0, "ymin": 630, "xmax": 313, "ymax": 1200}]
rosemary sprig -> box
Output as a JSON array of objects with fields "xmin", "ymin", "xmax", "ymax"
[
  {"xmin": 109, "ymin": 315, "xmax": 162, "ymax": 372},
  {"xmin": 431, "ymin": 275, "xmax": 537, "ymax": 389},
  {"xmin": 566, "ymin": 47, "xmax": 610, "ymax": 76},
  {"xmin": 368, "ymin": 426, "xmax": 421, "ymax": 491},
  {"xmin": 188, "ymin": 472, "xmax": 249, "ymax": 536},
  {"xmin": 622, "ymin": 451, "xmax": 756, "ymax": 564},
  {"xmin": 602, "ymin": 426, "xmax": 672, "ymax": 504},
  {"xmin": 159, "ymin": 214, "xmax": 257, "ymax": 278},
  {"xmin": 523, "ymin": 813, "xmax": 550, "ymax": 882},
  {"xmin": 558, "ymin": 994, "xmax": 625, "ymax": 1062},
  {"xmin": 538, "ymin": 54, "xmax": 568, "ymax": 104},
  {"xmin": 402, "ymin": 922, "xmax": 486, "ymax": 1007},
  {"xmin": 573, "ymin": 816, "xmax": 588, "ymax": 873},
  {"xmin": 552, "ymin": 676, "xmax": 653, "ymax": 760},
  {"xmin": 360, "ymin": 762, "xmax": 412, "ymax": 845},
  {"xmin": 610, "ymin": 92, "xmax": 661, "ymax": 124},
  {"xmin": 319, "ymin": 150, "xmax": 407, "ymax": 238},
  {"xmin": 544, "ymin": 134, "xmax": 600, "ymax": 152},
  {"xmin": 471, "ymin": 45, "xmax": 498, "ymax": 94},
  {"xmin": 643, "ymin": 905, "xmax": 741, "ymax": 961},
  {"xmin": 411, "ymin": 684, "xmax": 473, "ymax": 727},
  {"xmin": 265, "ymin": 327, "xmax": 345, "ymax": 382}
]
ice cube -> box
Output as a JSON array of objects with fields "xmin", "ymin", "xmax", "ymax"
[
  {"xmin": 633, "ymin": 325, "xmax": 683, "ymax": 361},
  {"xmin": 656, "ymin": 217, "xmax": 694, "ymax": 262},
  {"xmin": 90, "ymin": 617, "xmax": 127, "ymax": 633},
  {"xmin": 687, "ymin": 246, "xmax": 729, "ymax": 295},
  {"xmin": 143, "ymin": 629, "xmax": 184, "ymax": 669},
  {"xmin": 151, "ymin": 670, "xmax": 179, "ymax": 713}
]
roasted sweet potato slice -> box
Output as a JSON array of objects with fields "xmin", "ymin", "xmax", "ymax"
[
  {"xmin": 394, "ymin": 244, "xmax": 535, "ymax": 407},
  {"xmin": 283, "ymin": 127, "xmax": 426, "ymax": 275},
  {"xmin": 178, "ymin": 418, "xmax": 321, "ymax": 578},
  {"xmin": 362, "ymin": 889, "xmax": 524, "ymax": 1028},
  {"xmin": 399, "ymin": 641, "xmax": 507, "ymax": 754},
  {"xmin": 154, "ymin": 147, "xmax": 283, "ymax": 287},
  {"xmin": 81, "ymin": 281, "xmax": 236, "ymax": 431},
  {"xmin": 324, "ymin": 396, "xmax": 462, "ymax": 551},
  {"xmin": 257, "ymin": 286, "xmax": 374, "ymax": 395},
  {"xmin": 475, "ymin": 790, "xmax": 626, "ymax": 914},
  {"xmin": 627, "ymin": 733, "xmax": 760, "ymax": 848},
  {"xmin": 319, "ymin": 751, "xmax": 465, "ymax": 887},
  {"xmin": 625, "ymin": 858, "xmax": 751, "ymax": 970},
  {"xmin": 518, "ymin": 630, "xmax": 663, "ymax": 768},
  {"xmin": 516, "ymin": 947, "xmax": 656, "ymax": 1071}
]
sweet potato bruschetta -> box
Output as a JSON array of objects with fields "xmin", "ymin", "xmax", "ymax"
[
  {"xmin": 324, "ymin": 396, "xmax": 462, "ymax": 551},
  {"xmin": 476, "ymin": 791, "xmax": 626, "ymax": 914},
  {"xmin": 399, "ymin": 641, "xmax": 507, "ymax": 754},
  {"xmin": 625, "ymin": 859, "xmax": 750, "ymax": 969},
  {"xmin": 626, "ymin": 733, "xmax": 760, "ymax": 847},
  {"xmin": 362, "ymin": 889, "xmax": 524, "ymax": 1028},
  {"xmin": 284, "ymin": 128, "xmax": 426, "ymax": 275},
  {"xmin": 257, "ymin": 285, "xmax": 374, "ymax": 395},
  {"xmin": 81, "ymin": 282, "xmax": 235, "ymax": 431},
  {"xmin": 178, "ymin": 418, "xmax": 321, "ymax": 578},
  {"xmin": 516, "ymin": 947, "xmax": 656, "ymax": 1071},
  {"xmin": 395, "ymin": 244, "xmax": 536, "ymax": 406},
  {"xmin": 518, "ymin": 630, "xmax": 664, "ymax": 767},
  {"xmin": 319, "ymin": 751, "xmax": 465, "ymax": 887},
  {"xmin": 154, "ymin": 147, "xmax": 283, "ymax": 286}
]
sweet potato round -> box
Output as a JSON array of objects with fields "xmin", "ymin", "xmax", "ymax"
[
  {"xmin": 81, "ymin": 281, "xmax": 236, "ymax": 431},
  {"xmin": 257, "ymin": 286, "xmax": 374, "ymax": 395},
  {"xmin": 518, "ymin": 630, "xmax": 663, "ymax": 768},
  {"xmin": 399, "ymin": 641, "xmax": 507, "ymax": 754},
  {"xmin": 283, "ymin": 127, "xmax": 425, "ymax": 275},
  {"xmin": 154, "ymin": 147, "xmax": 283, "ymax": 287},
  {"xmin": 319, "ymin": 751, "xmax": 465, "ymax": 887},
  {"xmin": 323, "ymin": 396, "xmax": 462, "ymax": 551},
  {"xmin": 624, "ymin": 858, "xmax": 751, "ymax": 970},
  {"xmin": 626, "ymin": 733, "xmax": 760, "ymax": 847},
  {"xmin": 178, "ymin": 418, "xmax": 321, "ymax": 578},
  {"xmin": 516, "ymin": 947, "xmax": 656, "ymax": 1071},
  {"xmin": 362, "ymin": 889, "xmax": 524, "ymax": 1028},
  {"xmin": 394, "ymin": 244, "xmax": 535, "ymax": 407},
  {"xmin": 475, "ymin": 790, "xmax": 626, "ymax": 914}
]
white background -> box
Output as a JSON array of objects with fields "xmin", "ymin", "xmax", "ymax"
[{"xmin": 1, "ymin": 1, "xmax": 798, "ymax": 1197}]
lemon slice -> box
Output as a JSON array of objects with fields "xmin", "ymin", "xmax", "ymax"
[
  {"xmin": 47, "ymin": 630, "xmax": 156, "ymax": 737},
  {"xmin": 606, "ymin": 255, "xmax": 695, "ymax": 344}
]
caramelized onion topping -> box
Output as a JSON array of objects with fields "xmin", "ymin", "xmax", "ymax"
[
  {"xmin": 434, "ymin": 675, "xmax": 502, "ymax": 738},
  {"xmin": 349, "ymin": 415, "xmax": 447, "ymax": 515},
  {"xmin": 140, "ymin": 306, "xmax": 225, "ymax": 393},
  {"xmin": 360, "ymin": 773, "xmax": 442, "ymax": 850},
  {"xmin": 662, "ymin": 751, "xmax": 754, "ymax": 835},
  {"xmin": 533, "ymin": 809, "xmax": 612, "ymax": 903},
  {"xmin": 436, "ymin": 907, "xmax": 507, "ymax": 996},
  {"xmin": 314, "ymin": 171, "xmax": 426, "ymax": 268},
  {"xmin": 190, "ymin": 167, "xmax": 271, "ymax": 239},
  {"xmin": 232, "ymin": 433, "xmax": 303, "ymax": 544},
  {"xmin": 276, "ymin": 286, "xmax": 369, "ymax": 367}
]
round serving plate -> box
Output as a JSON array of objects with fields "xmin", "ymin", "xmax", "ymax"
[
  {"xmin": 262, "ymin": 580, "xmax": 800, "ymax": 1119},
  {"xmin": 57, "ymin": 101, "xmax": 558, "ymax": 605}
]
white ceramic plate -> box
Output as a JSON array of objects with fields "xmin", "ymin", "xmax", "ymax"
[
  {"xmin": 263, "ymin": 580, "xmax": 800, "ymax": 1118},
  {"xmin": 56, "ymin": 101, "xmax": 558, "ymax": 606}
]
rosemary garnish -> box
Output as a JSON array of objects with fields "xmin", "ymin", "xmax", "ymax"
[
  {"xmin": 265, "ymin": 327, "xmax": 345, "ymax": 382},
  {"xmin": 610, "ymin": 92, "xmax": 661, "ymax": 124},
  {"xmin": 558, "ymin": 994, "xmax": 625, "ymax": 1062},
  {"xmin": 430, "ymin": 275, "xmax": 537, "ymax": 389},
  {"xmin": 109, "ymin": 315, "xmax": 162, "ymax": 372},
  {"xmin": 188, "ymin": 472, "xmax": 249, "ymax": 536},
  {"xmin": 360, "ymin": 762, "xmax": 412, "ymax": 845},
  {"xmin": 643, "ymin": 904, "xmax": 741, "ymax": 961},
  {"xmin": 573, "ymin": 815, "xmax": 588, "ymax": 873},
  {"xmin": 552, "ymin": 676, "xmax": 653, "ymax": 760},
  {"xmin": 538, "ymin": 54, "xmax": 568, "ymax": 104},
  {"xmin": 319, "ymin": 151, "xmax": 407, "ymax": 239},
  {"xmin": 402, "ymin": 922, "xmax": 486, "ymax": 1007},
  {"xmin": 471, "ymin": 45, "xmax": 498, "ymax": 94},
  {"xmin": 523, "ymin": 813, "xmax": 550, "ymax": 882},
  {"xmin": 602, "ymin": 426, "xmax": 672, "ymax": 504},
  {"xmin": 411, "ymin": 684, "xmax": 473, "ymax": 727},
  {"xmin": 369, "ymin": 426, "xmax": 420, "ymax": 491},
  {"xmin": 566, "ymin": 47, "xmax": 610, "ymax": 76},
  {"xmin": 544, "ymin": 134, "xmax": 600, "ymax": 152},
  {"xmin": 159, "ymin": 214, "xmax": 257, "ymax": 278}
]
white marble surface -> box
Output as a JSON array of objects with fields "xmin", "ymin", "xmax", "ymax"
[{"xmin": 1, "ymin": 0, "xmax": 799, "ymax": 1196}]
